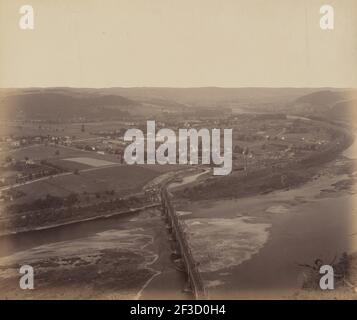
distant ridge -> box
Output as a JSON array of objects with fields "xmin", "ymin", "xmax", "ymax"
[
  {"xmin": 292, "ymin": 89, "xmax": 357, "ymax": 120},
  {"xmin": 295, "ymin": 90, "xmax": 346, "ymax": 107},
  {"xmin": 0, "ymin": 92, "xmax": 138, "ymax": 120}
]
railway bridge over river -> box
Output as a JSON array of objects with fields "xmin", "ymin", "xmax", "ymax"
[{"xmin": 160, "ymin": 187, "xmax": 207, "ymax": 299}]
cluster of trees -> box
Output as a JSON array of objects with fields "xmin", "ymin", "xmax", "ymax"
[
  {"xmin": 6, "ymin": 192, "xmax": 79, "ymax": 214},
  {"xmin": 4, "ymin": 194, "xmax": 150, "ymax": 231}
]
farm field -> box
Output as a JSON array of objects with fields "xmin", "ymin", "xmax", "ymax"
[
  {"xmin": 2, "ymin": 144, "xmax": 121, "ymax": 162},
  {"xmin": 0, "ymin": 120, "xmax": 131, "ymax": 137},
  {"xmin": 13, "ymin": 165, "xmax": 160, "ymax": 203},
  {"xmin": 0, "ymin": 121, "xmax": 92, "ymax": 138},
  {"xmin": 64, "ymin": 157, "xmax": 116, "ymax": 167},
  {"xmin": 2, "ymin": 145, "xmax": 89, "ymax": 161}
]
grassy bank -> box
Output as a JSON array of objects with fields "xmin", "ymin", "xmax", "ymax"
[{"xmin": 175, "ymin": 123, "xmax": 355, "ymax": 201}]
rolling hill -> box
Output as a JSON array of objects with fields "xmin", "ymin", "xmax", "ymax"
[
  {"xmin": 291, "ymin": 89, "xmax": 357, "ymax": 121},
  {"xmin": 0, "ymin": 91, "xmax": 139, "ymax": 121}
]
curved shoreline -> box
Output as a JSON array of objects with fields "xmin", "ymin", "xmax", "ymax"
[
  {"xmin": 175, "ymin": 128, "xmax": 357, "ymax": 298},
  {"xmin": 0, "ymin": 203, "xmax": 160, "ymax": 238},
  {"xmin": 174, "ymin": 119, "xmax": 355, "ymax": 201}
]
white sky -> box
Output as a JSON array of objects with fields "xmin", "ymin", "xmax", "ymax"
[{"xmin": 0, "ymin": 0, "xmax": 356, "ymax": 88}]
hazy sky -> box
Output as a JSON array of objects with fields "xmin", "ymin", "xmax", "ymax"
[{"xmin": 0, "ymin": 0, "xmax": 356, "ymax": 88}]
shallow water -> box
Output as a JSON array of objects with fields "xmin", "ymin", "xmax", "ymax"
[
  {"xmin": 0, "ymin": 209, "xmax": 186, "ymax": 299},
  {"xmin": 184, "ymin": 217, "xmax": 270, "ymax": 273},
  {"xmin": 182, "ymin": 135, "xmax": 357, "ymax": 297}
]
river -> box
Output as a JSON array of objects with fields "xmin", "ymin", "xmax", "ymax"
[
  {"xmin": 0, "ymin": 207, "xmax": 190, "ymax": 299},
  {"xmin": 178, "ymin": 131, "xmax": 357, "ymax": 298},
  {"xmin": 0, "ymin": 132, "xmax": 356, "ymax": 299}
]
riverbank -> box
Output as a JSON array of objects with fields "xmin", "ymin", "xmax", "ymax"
[
  {"xmin": 0, "ymin": 208, "xmax": 188, "ymax": 299},
  {"xmin": 0, "ymin": 203, "xmax": 160, "ymax": 238},
  {"xmin": 173, "ymin": 137, "xmax": 357, "ymax": 299},
  {"xmin": 174, "ymin": 120, "xmax": 355, "ymax": 202}
]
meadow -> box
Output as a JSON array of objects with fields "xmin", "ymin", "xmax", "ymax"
[{"xmin": 14, "ymin": 164, "xmax": 160, "ymax": 204}]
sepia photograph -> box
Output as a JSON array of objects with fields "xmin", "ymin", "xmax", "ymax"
[{"xmin": 0, "ymin": 0, "xmax": 357, "ymax": 307}]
